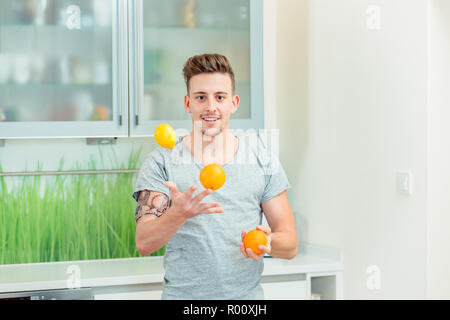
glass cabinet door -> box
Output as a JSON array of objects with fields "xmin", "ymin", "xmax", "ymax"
[
  {"xmin": 0, "ymin": 0, "xmax": 128, "ymax": 138},
  {"xmin": 129, "ymin": 0, "xmax": 264, "ymax": 137}
]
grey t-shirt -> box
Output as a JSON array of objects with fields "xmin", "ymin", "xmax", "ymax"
[{"xmin": 132, "ymin": 133, "xmax": 291, "ymax": 300}]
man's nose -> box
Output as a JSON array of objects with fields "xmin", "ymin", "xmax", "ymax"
[{"xmin": 205, "ymin": 99, "xmax": 219, "ymax": 113}]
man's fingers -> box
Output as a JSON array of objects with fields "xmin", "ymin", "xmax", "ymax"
[
  {"xmin": 184, "ymin": 185, "xmax": 198, "ymax": 199},
  {"xmin": 246, "ymin": 248, "xmax": 258, "ymax": 260},
  {"xmin": 192, "ymin": 188, "xmax": 212, "ymax": 205},
  {"xmin": 258, "ymin": 245, "xmax": 271, "ymax": 255},
  {"xmin": 256, "ymin": 225, "xmax": 271, "ymax": 235},
  {"xmin": 198, "ymin": 202, "xmax": 222, "ymax": 211},
  {"xmin": 266, "ymin": 235, "xmax": 272, "ymax": 247},
  {"xmin": 201, "ymin": 207, "xmax": 224, "ymax": 214},
  {"xmin": 246, "ymin": 248, "xmax": 264, "ymax": 261},
  {"xmin": 164, "ymin": 181, "xmax": 179, "ymax": 196},
  {"xmin": 240, "ymin": 242, "xmax": 248, "ymax": 258}
]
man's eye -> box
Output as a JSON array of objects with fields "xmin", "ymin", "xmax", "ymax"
[
  {"xmin": 197, "ymin": 96, "xmax": 205, "ymax": 100},
  {"xmin": 217, "ymin": 96, "xmax": 225, "ymax": 101}
]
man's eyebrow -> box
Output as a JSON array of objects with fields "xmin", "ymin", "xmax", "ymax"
[{"xmin": 192, "ymin": 91, "xmax": 229, "ymax": 95}]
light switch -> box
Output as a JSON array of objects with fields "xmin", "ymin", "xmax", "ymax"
[
  {"xmin": 366, "ymin": 5, "xmax": 382, "ymax": 30},
  {"xmin": 397, "ymin": 172, "xmax": 412, "ymax": 195}
]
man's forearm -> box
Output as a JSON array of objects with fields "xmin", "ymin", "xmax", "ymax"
[
  {"xmin": 135, "ymin": 186, "xmax": 223, "ymax": 256},
  {"xmin": 135, "ymin": 207, "xmax": 187, "ymax": 256},
  {"xmin": 269, "ymin": 231, "xmax": 298, "ymax": 259}
]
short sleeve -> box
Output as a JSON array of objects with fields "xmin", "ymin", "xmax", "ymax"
[
  {"xmin": 132, "ymin": 148, "xmax": 170, "ymax": 202},
  {"xmin": 260, "ymin": 153, "xmax": 291, "ymax": 204}
]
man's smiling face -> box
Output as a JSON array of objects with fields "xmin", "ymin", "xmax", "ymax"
[{"xmin": 184, "ymin": 72, "xmax": 239, "ymax": 137}]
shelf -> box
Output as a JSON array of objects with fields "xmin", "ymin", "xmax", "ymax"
[{"xmin": 310, "ymin": 275, "xmax": 337, "ymax": 300}]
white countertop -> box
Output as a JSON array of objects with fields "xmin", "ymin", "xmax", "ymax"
[{"xmin": 0, "ymin": 244, "xmax": 343, "ymax": 294}]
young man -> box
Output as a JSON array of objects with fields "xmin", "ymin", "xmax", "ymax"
[{"xmin": 133, "ymin": 53, "xmax": 297, "ymax": 300}]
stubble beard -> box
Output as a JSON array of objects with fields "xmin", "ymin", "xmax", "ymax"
[
  {"xmin": 194, "ymin": 119, "xmax": 225, "ymax": 137},
  {"xmin": 202, "ymin": 127, "xmax": 222, "ymax": 137}
]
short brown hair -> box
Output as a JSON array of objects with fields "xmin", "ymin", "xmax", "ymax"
[{"xmin": 182, "ymin": 53, "xmax": 235, "ymax": 94}]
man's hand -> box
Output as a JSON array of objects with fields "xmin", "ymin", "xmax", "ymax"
[
  {"xmin": 164, "ymin": 181, "xmax": 224, "ymax": 219},
  {"xmin": 239, "ymin": 225, "xmax": 272, "ymax": 261}
]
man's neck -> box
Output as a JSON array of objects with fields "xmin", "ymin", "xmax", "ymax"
[{"xmin": 184, "ymin": 129, "xmax": 238, "ymax": 166}]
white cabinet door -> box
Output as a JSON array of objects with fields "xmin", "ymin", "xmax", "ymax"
[
  {"xmin": 261, "ymin": 274, "xmax": 307, "ymax": 300},
  {"xmin": 0, "ymin": 0, "xmax": 129, "ymax": 138},
  {"xmin": 128, "ymin": 0, "xmax": 264, "ymax": 137}
]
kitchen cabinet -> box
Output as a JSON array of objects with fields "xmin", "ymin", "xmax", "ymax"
[
  {"xmin": 129, "ymin": 0, "xmax": 264, "ymax": 136},
  {"xmin": 0, "ymin": 244, "xmax": 344, "ymax": 300},
  {"xmin": 260, "ymin": 274, "xmax": 308, "ymax": 300},
  {"xmin": 93, "ymin": 286, "xmax": 163, "ymax": 300},
  {"xmin": 0, "ymin": 0, "xmax": 264, "ymax": 139},
  {"xmin": 92, "ymin": 276, "xmax": 309, "ymax": 300},
  {"xmin": 0, "ymin": 0, "xmax": 129, "ymax": 138}
]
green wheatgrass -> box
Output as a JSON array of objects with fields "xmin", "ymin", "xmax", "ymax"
[{"xmin": 0, "ymin": 147, "xmax": 165, "ymax": 265}]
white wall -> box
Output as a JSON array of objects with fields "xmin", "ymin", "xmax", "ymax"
[
  {"xmin": 274, "ymin": 0, "xmax": 431, "ymax": 299},
  {"xmin": 427, "ymin": 0, "xmax": 450, "ymax": 299}
]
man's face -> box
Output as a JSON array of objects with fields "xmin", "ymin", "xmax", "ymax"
[{"xmin": 184, "ymin": 72, "xmax": 239, "ymax": 137}]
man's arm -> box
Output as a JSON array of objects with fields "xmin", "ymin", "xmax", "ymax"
[
  {"xmin": 135, "ymin": 190, "xmax": 185, "ymax": 256},
  {"xmin": 239, "ymin": 190, "xmax": 297, "ymax": 260},
  {"xmin": 135, "ymin": 190, "xmax": 172, "ymax": 222},
  {"xmin": 135, "ymin": 183, "xmax": 223, "ymax": 256},
  {"xmin": 240, "ymin": 191, "xmax": 298, "ymax": 260},
  {"xmin": 260, "ymin": 190, "xmax": 298, "ymax": 259}
]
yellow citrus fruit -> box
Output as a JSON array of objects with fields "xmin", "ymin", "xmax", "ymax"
[
  {"xmin": 154, "ymin": 124, "xmax": 176, "ymax": 149},
  {"xmin": 199, "ymin": 164, "xmax": 226, "ymax": 191},
  {"xmin": 243, "ymin": 229, "xmax": 267, "ymax": 255}
]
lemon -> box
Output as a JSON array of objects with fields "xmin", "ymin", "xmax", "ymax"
[{"xmin": 154, "ymin": 124, "xmax": 176, "ymax": 149}]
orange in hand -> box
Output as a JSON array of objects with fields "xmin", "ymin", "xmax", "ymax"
[
  {"xmin": 243, "ymin": 229, "xmax": 267, "ymax": 255},
  {"xmin": 154, "ymin": 124, "xmax": 176, "ymax": 149},
  {"xmin": 199, "ymin": 164, "xmax": 226, "ymax": 191}
]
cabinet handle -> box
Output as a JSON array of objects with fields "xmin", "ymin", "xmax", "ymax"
[
  {"xmin": 120, "ymin": 0, "xmax": 127, "ymax": 126},
  {"xmin": 135, "ymin": 0, "xmax": 143, "ymax": 126}
]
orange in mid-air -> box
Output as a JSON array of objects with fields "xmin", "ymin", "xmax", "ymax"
[
  {"xmin": 243, "ymin": 229, "xmax": 267, "ymax": 255},
  {"xmin": 199, "ymin": 164, "xmax": 226, "ymax": 191},
  {"xmin": 154, "ymin": 124, "xmax": 176, "ymax": 149}
]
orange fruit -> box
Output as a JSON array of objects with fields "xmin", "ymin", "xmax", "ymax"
[
  {"xmin": 243, "ymin": 229, "xmax": 267, "ymax": 255},
  {"xmin": 154, "ymin": 124, "xmax": 176, "ymax": 149},
  {"xmin": 199, "ymin": 164, "xmax": 226, "ymax": 190}
]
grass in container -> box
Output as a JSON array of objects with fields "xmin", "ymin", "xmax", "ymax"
[{"xmin": 0, "ymin": 147, "xmax": 165, "ymax": 265}]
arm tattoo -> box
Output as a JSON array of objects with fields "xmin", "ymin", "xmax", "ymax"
[{"xmin": 135, "ymin": 190, "xmax": 171, "ymax": 223}]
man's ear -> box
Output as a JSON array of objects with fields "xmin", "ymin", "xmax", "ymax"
[
  {"xmin": 231, "ymin": 95, "xmax": 240, "ymax": 114},
  {"xmin": 184, "ymin": 94, "xmax": 191, "ymax": 113}
]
